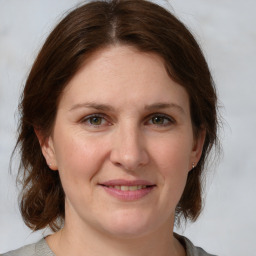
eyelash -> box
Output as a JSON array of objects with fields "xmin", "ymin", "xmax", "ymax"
[
  {"xmin": 145, "ymin": 113, "xmax": 175, "ymax": 127},
  {"xmin": 80, "ymin": 113, "xmax": 175, "ymax": 128},
  {"xmin": 80, "ymin": 114, "xmax": 109, "ymax": 127}
]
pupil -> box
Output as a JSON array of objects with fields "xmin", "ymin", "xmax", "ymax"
[
  {"xmin": 153, "ymin": 116, "xmax": 163, "ymax": 124},
  {"xmin": 90, "ymin": 117, "xmax": 101, "ymax": 125}
]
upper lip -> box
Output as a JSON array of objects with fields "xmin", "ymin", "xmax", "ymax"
[{"xmin": 99, "ymin": 179, "xmax": 155, "ymax": 186}]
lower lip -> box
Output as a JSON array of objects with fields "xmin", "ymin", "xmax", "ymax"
[{"xmin": 101, "ymin": 186, "xmax": 155, "ymax": 201}]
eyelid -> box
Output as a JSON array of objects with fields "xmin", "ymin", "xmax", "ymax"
[
  {"xmin": 79, "ymin": 112, "xmax": 175, "ymax": 127},
  {"xmin": 80, "ymin": 113, "xmax": 111, "ymax": 126},
  {"xmin": 145, "ymin": 113, "xmax": 176, "ymax": 126}
]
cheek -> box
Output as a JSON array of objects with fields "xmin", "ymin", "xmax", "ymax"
[
  {"xmin": 53, "ymin": 132, "xmax": 107, "ymax": 184},
  {"xmin": 150, "ymin": 136, "xmax": 193, "ymax": 175},
  {"xmin": 151, "ymin": 137, "xmax": 192, "ymax": 207},
  {"xmin": 53, "ymin": 134, "xmax": 109, "ymax": 209},
  {"xmin": 149, "ymin": 134, "xmax": 193, "ymax": 200}
]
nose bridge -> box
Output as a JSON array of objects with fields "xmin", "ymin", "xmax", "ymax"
[{"xmin": 110, "ymin": 120, "xmax": 148, "ymax": 170}]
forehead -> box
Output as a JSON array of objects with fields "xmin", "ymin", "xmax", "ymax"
[{"xmin": 60, "ymin": 45, "xmax": 190, "ymax": 113}]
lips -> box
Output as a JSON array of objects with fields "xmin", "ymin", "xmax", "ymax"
[
  {"xmin": 99, "ymin": 179, "xmax": 156, "ymax": 201},
  {"xmin": 100, "ymin": 179, "xmax": 155, "ymax": 186},
  {"xmin": 106, "ymin": 185, "xmax": 148, "ymax": 191}
]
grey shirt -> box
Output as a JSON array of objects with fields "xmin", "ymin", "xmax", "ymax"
[{"xmin": 2, "ymin": 235, "xmax": 216, "ymax": 256}]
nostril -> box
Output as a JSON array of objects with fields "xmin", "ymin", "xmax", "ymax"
[{"xmin": 109, "ymin": 136, "xmax": 149, "ymax": 171}]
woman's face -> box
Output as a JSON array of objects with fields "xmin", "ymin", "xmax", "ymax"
[{"xmin": 41, "ymin": 45, "xmax": 204, "ymax": 238}]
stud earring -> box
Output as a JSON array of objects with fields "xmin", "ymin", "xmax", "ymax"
[
  {"xmin": 48, "ymin": 163, "xmax": 58, "ymax": 171},
  {"xmin": 192, "ymin": 162, "xmax": 196, "ymax": 169}
]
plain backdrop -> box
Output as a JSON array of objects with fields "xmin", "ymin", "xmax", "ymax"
[{"xmin": 1, "ymin": 0, "xmax": 256, "ymax": 255}]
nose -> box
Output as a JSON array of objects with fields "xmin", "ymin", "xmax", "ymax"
[{"xmin": 109, "ymin": 123, "xmax": 149, "ymax": 171}]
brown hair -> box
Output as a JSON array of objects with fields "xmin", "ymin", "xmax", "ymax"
[{"xmin": 15, "ymin": 0, "xmax": 218, "ymax": 231}]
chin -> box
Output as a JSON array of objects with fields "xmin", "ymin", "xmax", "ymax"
[
  {"xmin": 98, "ymin": 210, "xmax": 159, "ymax": 239},
  {"xmin": 106, "ymin": 225, "xmax": 152, "ymax": 239}
]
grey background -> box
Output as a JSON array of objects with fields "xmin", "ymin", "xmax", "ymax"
[{"xmin": 1, "ymin": 0, "xmax": 256, "ymax": 255}]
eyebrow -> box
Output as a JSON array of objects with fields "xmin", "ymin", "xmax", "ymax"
[
  {"xmin": 69, "ymin": 102, "xmax": 115, "ymax": 112},
  {"xmin": 69, "ymin": 102, "xmax": 185, "ymax": 114},
  {"xmin": 144, "ymin": 103, "xmax": 185, "ymax": 114}
]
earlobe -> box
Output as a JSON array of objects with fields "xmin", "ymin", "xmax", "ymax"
[
  {"xmin": 191, "ymin": 128, "xmax": 206, "ymax": 167},
  {"xmin": 34, "ymin": 129, "xmax": 58, "ymax": 171}
]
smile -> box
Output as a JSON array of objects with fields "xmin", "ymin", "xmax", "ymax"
[
  {"xmin": 105, "ymin": 185, "xmax": 148, "ymax": 191},
  {"xmin": 99, "ymin": 180, "xmax": 156, "ymax": 201}
]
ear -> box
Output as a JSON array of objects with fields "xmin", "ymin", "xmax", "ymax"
[
  {"xmin": 190, "ymin": 128, "xmax": 206, "ymax": 169},
  {"xmin": 34, "ymin": 129, "xmax": 58, "ymax": 171}
]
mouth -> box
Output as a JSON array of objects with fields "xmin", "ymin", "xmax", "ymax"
[
  {"xmin": 99, "ymin": 179, "xmax": 156, "ymax": 201},
  {"xmin": 101, "ymin": 184, "xmax": 154, "ymax": 191}
]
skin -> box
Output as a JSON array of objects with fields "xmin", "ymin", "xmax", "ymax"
[{"xmin": 39, "ymin": 45, "xmax": 205, "ymax": 256}]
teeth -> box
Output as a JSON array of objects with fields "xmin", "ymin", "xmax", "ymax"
[
  {"xmin": 129, "ymin": 186, "xmax": 138, "ymax": 191},
  {"xmin": 108, "ymin": 185, "xmax": 147, "ymax": 191}
]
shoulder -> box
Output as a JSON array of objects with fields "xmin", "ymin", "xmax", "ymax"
[
  {"xmin": 1, "ymin": 242, "xmax": 36, "ymax": 256},
  {"xmin": 174, "ymin": 233, "xmax": 217, "ymax": 256},
  {"xmin": 1, "ymin": 238, "xmax": 55, "ymax": 256}
]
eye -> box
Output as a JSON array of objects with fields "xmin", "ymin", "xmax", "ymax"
[
  {"xmin": 146, "ymin": 114, "xmax": 175, "ymax": 126},
  {"xmin": 89, "ymin": 116, "xmax": 103, "ymax": 125},
  {"xmin": 81, "ymin": 114, "xmax": 110, "ymax": 127},
  {"xmin": 151, "ymin": 116, "xmax": 167, "ymax": 125}
]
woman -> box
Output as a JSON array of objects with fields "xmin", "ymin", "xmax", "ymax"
[{"xmin": 3, "ymin": 0, "xmax": 218, "ymax": 255}]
